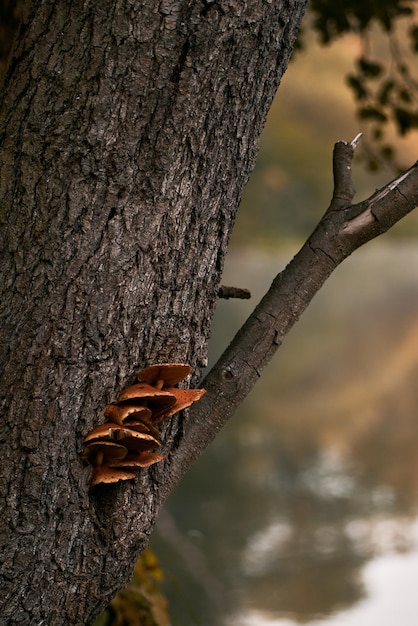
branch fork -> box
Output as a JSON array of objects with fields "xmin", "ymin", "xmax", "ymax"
[{"xmin": 166, "ymin": 136, "xmax": 418, "ymax": 493}]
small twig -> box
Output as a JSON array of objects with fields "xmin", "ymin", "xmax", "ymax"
[
  {"xmin": 350, "ymin": 132, "xmax": 363, "ymax": 148},
  {"xmin": 218, "ymin": 285, "xmax": 251, "ymax": 299},
  {"xmin": 369, "ymin": 168, "xmax": 412, "ymax": 207}
]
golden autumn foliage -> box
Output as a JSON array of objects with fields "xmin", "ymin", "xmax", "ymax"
[{"xmin": 93, "ymin": 547, "xmax": 169, "ymax": 626}]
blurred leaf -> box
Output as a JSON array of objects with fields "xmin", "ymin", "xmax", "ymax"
[
  {"xmin": 372, "ymin": 126, "xmax": 384, "ymax": 140},
  {"xmin": 380, "ymin": 144, "xmax": 395, "ymax": 160},
  {"xmin": 0, "ymin": 0, "xmax": 21, "ymax": 74},
  {"xmin": 410, "ymin": 24, "xmax": 418, "ymax": 52},
  {"xmin": 377, "ymin": 79, "xmax": 396, "ymax": 106},
  {"xmin": 346, "ymin": 74, "xmax": 369, "ymax": 101},
  {"xmin": 358, "ymin": 106, "xmax": 388, "ymax": 123},
  {"xmin": 398, "ymin": 63, "xmax": 409, "ymax": 76},
  {"xmin": 357, "ymin": 57, "xmax": 382, "ymax": 79},
  {"xmin": 398, "ymin": 87, "xmax": 412, "ymax": 103},
  {"xmin": 393, "ymin": 107, "xmax": 418, "ymax": 135}
]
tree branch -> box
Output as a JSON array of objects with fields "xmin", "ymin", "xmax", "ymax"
[
  {"xmin": 166, "ymin": 141, "xmax": 418, "ymax": 494},
  {"xmin": 218, "ymin": 285, "xmax": 251, "ymax": 299}
]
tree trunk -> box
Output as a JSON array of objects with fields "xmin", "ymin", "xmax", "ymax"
[{"xmin": 0, "ymin": 0, "xmax": 308, "ymax": 622}]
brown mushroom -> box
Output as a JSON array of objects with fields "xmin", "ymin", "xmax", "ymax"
[
  {"xmin": 151, "ymin": 387, "xmax": 206, "ymax": 423},
  {"xmin": 82, "ymin": 362, "xmax": 205, "ymax": 486},
  {"xmin": 108, "ymin": 451, "xmax": 164, "ymax": 468},
  {"xmin": 83, "ymin": 422, "xmax": 122, "ymax": 443},
  {"xmin": 121, "ymin": 419, "xmax": 161, "ymax": 440},
  {"xmin": 81, "ymin": 440, "xmax": 128, "ymax": 466},
  {"xmin": 91, "ymin": 466, "xmax": 136, "ymax": 486},
  {"xmin": 117, "ymin": 383, "xmax": 176, "ymax": 413},
  {"xmin": 114, "ymin": 429, "xmax": 161, "ymax": 452},
  {"xmin": 137, "ymin": 363, "xmax": 192, "ymax": 389},
  {"xmin": 104, "ymin": 403, "xmax": 152, "ymax": 426},
  {"xmin": 83, "ymin": 421, "xmax": 156, "ymax": 446}
]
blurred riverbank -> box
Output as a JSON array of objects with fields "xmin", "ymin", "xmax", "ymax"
[
  {"xmin": 153, "ymin": 19, "xmax": 418, "ymax": 626},
  {"xmin": 154, "ymin": 240, "xmax": 418, "ymax": 626}
]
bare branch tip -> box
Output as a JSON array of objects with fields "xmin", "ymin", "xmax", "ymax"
[{"xmin": 350, "ymin": 132, "xmax": 363, "ymax": 149}]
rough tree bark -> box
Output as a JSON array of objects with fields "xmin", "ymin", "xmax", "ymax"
[{"xmin": 0, "ymin": 0, "xmax": 308, "ymax": 623}]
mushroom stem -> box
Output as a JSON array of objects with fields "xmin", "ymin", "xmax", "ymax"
[
  {"xmin": 154, "ymin": 379, "xmax": 164, "ymax": 390},
  {"xmin": 96, "ymin": 450, "xmax": 104, "ymax": 466}
]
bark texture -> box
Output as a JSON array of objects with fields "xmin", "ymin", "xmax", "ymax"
[{"xmin": 0, "ymin": 0, "xmax": 307, "ymax": 623}]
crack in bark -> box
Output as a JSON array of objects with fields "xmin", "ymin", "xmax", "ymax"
[{"xmin": 308, "ymin": 240, "xmax": 337, "ymax": 266}]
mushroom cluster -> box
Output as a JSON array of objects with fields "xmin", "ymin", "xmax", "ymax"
[{"xmin": 82, "ymin": 363, "xmax": 205, "ymax": 486}]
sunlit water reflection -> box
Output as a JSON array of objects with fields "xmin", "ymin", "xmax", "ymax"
[
  {"xmin": 154, "ymin": 241, "xmax": 418, "ymax": 626},
  {"xmin": 229, "ymin": 525, "xmax": 418, "ymax": 625}
]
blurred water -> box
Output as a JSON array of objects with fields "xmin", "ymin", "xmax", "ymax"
[
  {"xmin": 228, "ymin": 535, "xmax": 418, "ymax": 626},
  {"xmin": 154, "ymin": 240, "xmax": 418, "ymax": 626}
]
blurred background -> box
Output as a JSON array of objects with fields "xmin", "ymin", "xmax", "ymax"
[{"xmin": 151, "ymin": 12, "xmax": 418, "ymax": 626}]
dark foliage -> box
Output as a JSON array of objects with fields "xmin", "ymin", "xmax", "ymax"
[
  {"xmin": 301, "ymin": 0, "xmax": 418, "ymax": 170},
  {"xmin": 309, "ymin": 0, "xmax": 414, "ymax": 40},
  {"xmin": 0, "ymin": 0, "xmax": 20, "ymax": 71}
]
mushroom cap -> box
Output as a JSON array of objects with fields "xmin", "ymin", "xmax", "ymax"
[
  {"xmin": 122, "ymin": 419, "xmax": 161, "ymax": 440},
  {"xmin": 81, "ymin": 440, "xmax": 128, "ymax": 464},
  {"xmin": 91, "ymin": 466, "xmax": 136, "ymax": 486},
  {"xmin": 152, "ymin": 388, "xmax": 206, "ymax": 423},
  {"xmin": 83, "ymin": 422, "xmax": 122, "ymax": 443},
  {"xmin": 104, "ymin": 403, "xmax": 152, "ymax": 426},
  {"xmin": 115, "ymin": 429, "xmax": 161, "ymax": 452},
  {"xmin": 117, "ymin": 383, "xmax": 176, "ymax": 412},
  {"xmin": 137, "ymin": 363, "xmax": 192, "ymax": 388},
  {"xmin": 108, "ymin": 451, "xmax": 164, "ymax": 468}
]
